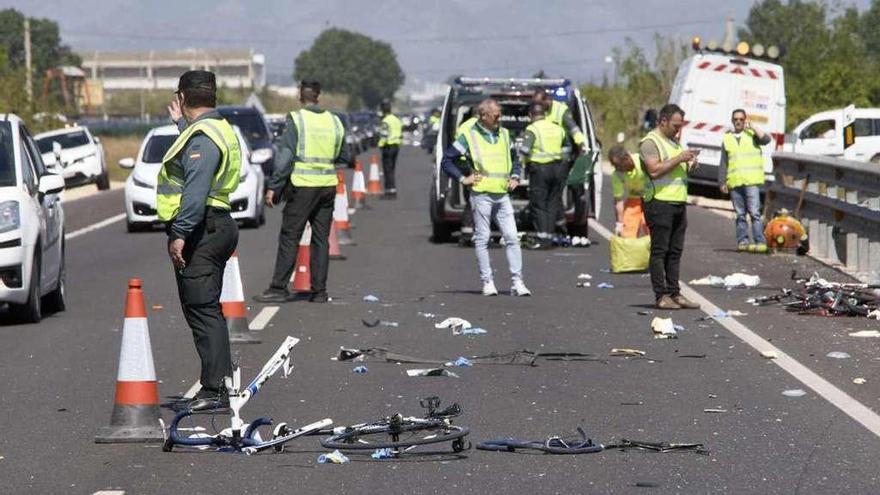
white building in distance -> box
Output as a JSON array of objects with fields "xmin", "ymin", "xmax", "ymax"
[{"xmin": 79, "ymin": 48, "xmax": 266, "ymax": 92}]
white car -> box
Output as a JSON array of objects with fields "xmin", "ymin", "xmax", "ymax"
[
  {"xmin": 0, "ymin": 114, "xmax": 67, "ymax": 323},
  {"xmin": 120, "ymin": 124, "xmax": 265, "ymax": 232},
  {"xmin": 35, "ymin": 125, "xmax": 109, "ymax": 190},
  {"xmin": 789, "ymin": 107, "xmax": 880, "ymax": 163}
]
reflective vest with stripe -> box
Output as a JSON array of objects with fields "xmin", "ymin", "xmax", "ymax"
[
  {"xmin": 525, "ymin": 118, "xmax": 567, "ymax": 164},
  {"xmin": 548, "ymin": 100, "xmax": 585, "ymax": 146},
  {"xmin": 722, "ymin": 130, "xmax": 765, "ymax": 188},
  {"xmin": 379, "ymin": 114, "xmax": 402, "ymax": 147},
  {"xmin": 463, "ymin": 121, "xmax": 512, "ymax": 194},
  {"xmin": 290, "ymin": 109, "xmax": 343, "ymax": 188},
  {"xmin": 612, "ymin": 153, "xmax": 647, "ymax": 200},
  {"xmin": 640, "ymin": 129, "xmax": 688, "ymax": 203},
  {"xmin": 157, "ymin": 118, "xmax": 241, "ymax": 222}
]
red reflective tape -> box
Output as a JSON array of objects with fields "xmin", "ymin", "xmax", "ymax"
[
  {"xmin": 710, "ymin": 125, "xmax": 724, "ymax": 132},
  {"xmin": 693, "ymin": 122, "xmax": 706, "ymax": 130},
  {"xmin": 714, "ymin": 64, "xmax": 727, "ymax": 72},
  {"xmin": 697, "ymin": 61, "xmax": 711, "ymax": 69},
  {"xmin": 766, "ymin": 70, "xmax": 778, "ymax": 79},
  {"xmin": 115, "ymin": 380, "xmax": 159, "ymax": 405},
  {"xmin": 730, "ymin": 67, "xmax": 745, "ymax": 75},
  {"xmin": 222, "ymin": 301, "xmax": 247, "ymax": 318},
  {"xmin": 750, "ymin": 69, "xmax": 762, "ymax": 78}
]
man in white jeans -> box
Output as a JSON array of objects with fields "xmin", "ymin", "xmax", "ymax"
[{"xmin": 440, "ymin": 99, "xmax": 531, "ymax": 296}]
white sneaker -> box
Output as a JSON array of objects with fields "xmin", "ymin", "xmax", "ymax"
[
  {"xmin": 511, "ymin": 280, "xmax": 531, "ymax": 296},
  {"xmin": 482, "ymin": 280, "xmax": 499, "ymax": 296}
]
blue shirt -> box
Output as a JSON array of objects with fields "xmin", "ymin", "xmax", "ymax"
[{"xmin": 440, "ymin": 122, "xmax": 521, "ymax": 182}]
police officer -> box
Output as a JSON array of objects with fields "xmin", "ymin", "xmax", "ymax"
[
  {"xmin": 719, "ymin": 109, "xmax": 771, "ymax": 252},
  {"xmin": 378, "ymin": 101, "xmax": 403, "ymax": 198},
  {"xmin": 159, "ymin": 70, "xmax": 240, "ymax": 411},
  {"xmin": 423, "ymin": 107, "xmax": 441, "ymax": 154},
  {"xmin": 520, "ymin": 102, "xmax": 569, "ymax": 249},
  {"xmin": 639, "ymin": 103, "xmax": 700, "ymax": 310},
  {"xmin": 255, "ymin": 80, "xmax": 350, "ymax": 304}
]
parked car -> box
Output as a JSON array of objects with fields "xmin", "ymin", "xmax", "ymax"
[
  {"xmin": 119, "ymin": 124, "xmax": 265, "ymax": 232},
  {"xmin": 35, "ymin": 125, "xmax": 109, "ymax": 190},
  {"xmin": 429, "ymin": 77, "xmax": 601, "ymax": 243},
  {"xmin": 788, "ymin": 107, "xmax": 880, "ymax": 163},
  {"xmin": 217, "ymin": 106, "xmax": 275, "ymax": 176},
  {"xmin": 0, "ymin": 114, "xmax": 66, "ymax": 323},
  {"xmin": 265, "ymin": 112, "xmax": 287, "ymax": 142}
]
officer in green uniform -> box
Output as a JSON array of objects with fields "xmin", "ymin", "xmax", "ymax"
[
  {"xmin": 520, "ymin": 102, "xmax": 570, "ymax": 249},
  {"xmin": 256, "ymin": 80, "xmax": 350, "ymax": 304},
  {"xmin": 639, "ymin": 103, "xmax": 700, "ymax": 310},
  {"xmin": 378, "ymin": 101, "xmax": 403, "ymax": 198},
  {"xmin": 719, "ymin": 109, "xmax": 771, "ymax": 252},
  {"xmin": 158, "ymin": 70, "xmax": 240, "ymax": 411}
]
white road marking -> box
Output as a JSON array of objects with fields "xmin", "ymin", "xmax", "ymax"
[
  {"xmin": 65, "ymin": 213, "xmax": 126, "ymax": 241},
  {"xmin": 590, "ymin": 218, "xmax": 880, "ymax": 438},
  {"xmin": 249, "ymin": 306, "xmax": 279, "ymax": 331},
  {"xmin": 92, "ymin": 491, "xmax": 125, "ymax": 495},
  {"xmin": 183, "ymin": 381, "xmax": 201, "ymax": 400}
]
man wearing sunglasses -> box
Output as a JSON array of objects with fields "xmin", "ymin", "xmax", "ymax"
[{"xmin": 719, "ymin": 109, "xmax": 771, "ymax": 253}]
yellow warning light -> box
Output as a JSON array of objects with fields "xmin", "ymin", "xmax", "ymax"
[
  {"xmin": 736, "ymin": 41, "xmax": 750, "ymax": 56},
  {"xmin": 692, "ymin": 36, "xmax": 702, "ymax": 51}
]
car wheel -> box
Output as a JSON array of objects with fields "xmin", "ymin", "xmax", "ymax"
[
  {"xmin": 11, "ymin": 255, "xmax": 41, "ymax": 323},
  {"xmin": 96, "ymin": 169, "xmax": 111, "ymax": 191},
  {"xmin": 44, "ymin": 244, "xmax": 66, "ymax": 313},
  {"xmin": 871, "ymin": 154, "xmax": 880, "ymax": 164},
  {"xmin": 126, "ymin": 221, "xmax": 146, "ymax": 233}
]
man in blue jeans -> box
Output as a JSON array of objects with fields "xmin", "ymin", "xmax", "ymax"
[
  {"xmin": 718, "ymin": 109, "xmax": 771, "ymax": 252},
  {"xmin": 440, "ymin": 99, "xmax": 531, "ymax": 297}
]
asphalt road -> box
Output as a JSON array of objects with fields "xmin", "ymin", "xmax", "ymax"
[{"xmin": 2, "ymin": 147, "xmax": 880, "ymax": 494}]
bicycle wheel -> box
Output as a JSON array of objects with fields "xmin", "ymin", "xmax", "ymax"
[{"xmin": 320, "ymin": 420, "xmax": 470, "ymax": 451}]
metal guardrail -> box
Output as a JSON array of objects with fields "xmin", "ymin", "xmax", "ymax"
[{"xmin": 766, "ymin": 152, "xmax": 880, "ymax": 280}]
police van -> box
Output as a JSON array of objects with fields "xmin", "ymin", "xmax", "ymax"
[{"xmin": 668, "ymin": 40, "xmax": 786, "ymax": 188}]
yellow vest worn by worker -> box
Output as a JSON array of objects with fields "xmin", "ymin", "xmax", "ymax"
[
  {"xmin": 640, "ymin": 129, "xmax": 687, "ymax": 203},
  {"xmin": 525, "ymin": 118, "xmax": 566, "ymax": 164},
  {"xmin": 722, "ymin": 130, "xmax": 765, "ymax": 188},
  {"xmin": 463, "ymin": 121, "xmax": 512, "ymax": 194},
  {"xmin": 157, "ymin": 118, "xmax": 241, "ymax": 222},
  {"xmin": 429, "ymin": 114, "xmax": 440, "ymax": 131},
  {"xmin": 379, "ymin": 114, "xmax": 402, "ymax": 147},
  {"xmin": 612, "ymin": 153, "xmax": 647, "ymax": 200},
  {"xmin": 290, "ymin": 109, "xmax": 343, "ymax": 187},
  {"xmin": 548, "ymin": 100, "xmax": 585, "ymax": 146}
]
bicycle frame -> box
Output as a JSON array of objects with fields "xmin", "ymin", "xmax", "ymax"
[{"xmin": 164, "ymin": 336, "xmax": 333, "ymax": 454}]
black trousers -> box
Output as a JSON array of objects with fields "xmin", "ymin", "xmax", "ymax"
[
  {"xmin": 643, "ymin": 200, "xmax": 687, "ymax": 299},
  {"xmin": 171, "ymin": 208, "xmax": 238, "ymax": 391},
  {"xmin": 381, "ymin": 145, "xmax": 400, "ymax": 190},
  {"xmin": 529, "ymin": 161, "xmax": 568, "ymax": 237},
  {"xmin": 269, "ymin": 185, "xmax": 336, "ymax": 293}
]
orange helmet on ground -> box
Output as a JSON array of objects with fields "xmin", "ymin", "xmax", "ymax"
[{"xmin": 765, "ymin": 215, "xmax": 806, "ymax": 249}]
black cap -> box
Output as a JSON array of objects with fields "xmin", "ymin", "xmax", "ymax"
[
  {"xmin": 299, "ymin": 80, "xmax": 321, "ymax": 94},
  {"xmin": 177, "ymin": 70, "xmax": 216, "ymax": 94}
]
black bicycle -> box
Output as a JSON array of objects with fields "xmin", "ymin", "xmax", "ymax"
[
  {"xmin": 318, "ymin": 397, "xmax": 470, "ymax": 455},
  {"xmin": 477, "ymin": 427, "xmax": 706, "ymax": 455}
]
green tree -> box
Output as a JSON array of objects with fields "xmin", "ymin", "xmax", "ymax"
[
  {"xmin": 0, "ymin": 9, "xmax": 80, "ymax": 80},
  {"xmin": 294, "ymin": 28, "xmax": 404, "ymax": 110}
]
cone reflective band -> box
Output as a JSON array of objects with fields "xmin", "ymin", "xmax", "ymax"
[
  {"xmin": 337, "ymin": 169, "xmax": 355, "ymax": 216},
  {"xmin": 333, "ymin": 174, "xmax": 356, "ymax": 246},
  {"xmin": 221, "ymin": 252, "xmax": 260, "ymax": 344},
  {"xmin": 329, "ymin": 222, "xmax": 346, "ymax": 260},
  {"xmin": 290, "ymin": 223, "xmax": 312, "ymax": 293},
  {"xmin": 367, "ymin": 153, "xmax": 382, "ymax": 195},
  {"xmin": 95, "ymin": 279, "xmax": 163, "ymax": 443},
  {"xmin": 351, "ymin": 159, "xmax": 367, "ymax": 209}
]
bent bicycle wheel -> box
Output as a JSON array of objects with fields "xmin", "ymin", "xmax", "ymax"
[{"xmin": 320, "ymin": 422, "xmax": 470, "ymax": 451}]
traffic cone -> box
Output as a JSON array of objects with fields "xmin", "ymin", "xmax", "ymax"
[
  {"xmin": 290, "ymin": 224, "xmax": 312, "ymax": 293},
  {"xmin": 221, "ymin": 252, "xmax": 260, "ymax": 344},
  {"xmin": 367, "ymin": 153, "xmax": 382, "ymax": 195},
  {"xmin": 337, "ymin": 169, "xmax": 356, "ymax": 216},
  {"xmin": 329, "ymin": 222, "xmax": 346, "ymax": 260},
  {"xmin": 351, "ymin": 159, "xmax": 367, "ymax": 209},
  {"xmin": 95, "ymin": 279, "xmax": 163, "ymax": 443},
  {"xmin": 334, "ymin": 177, "xmax": 356, "ymax": 246}
]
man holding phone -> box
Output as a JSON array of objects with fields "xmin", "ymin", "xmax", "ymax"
[{"xmin": 639, "ymin": 103, "xmax": 700, "ymax": 310}]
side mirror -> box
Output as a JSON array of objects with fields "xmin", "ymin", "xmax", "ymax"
[
  {"xmin": 38, "ymin": 173, "xmax": 65, "ymax": 196},
  {"xmin": 118, "ymin": 157, "xmax": 135, "ymax": 169},
  {"xmin": 250, "ymin": 148, "xmax": 272, "ymax": 165},
  {"xmin": 93, "ymin": 136, "xmax": 101, "ymax": 144}
]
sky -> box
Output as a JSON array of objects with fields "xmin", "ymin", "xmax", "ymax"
[{"xmin": 2, "ymin": 0, "xmax": 873, "ymax": 86}]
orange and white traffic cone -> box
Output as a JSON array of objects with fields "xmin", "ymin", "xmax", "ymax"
[
  {"xmin": 221, "ymin": 252, "xmax": 260, "ymax": 344},
  {"xmin": 337, "ymin": 169, "xmax": 356, "ymax": 217},
  {"xmin": 290, "ymin": 224, "xmax": 312, "ymax": 293},
  {"xmin": 367, "ymin": 153, "xmax": 382, "ymax": 196},
  {"xmin": 351, "ymin": 159, "xmax": 367, "ymax": 209},
  {"xmin": 95, "ymin": 279, "xmax": 163, "ymax": 443},
  {"xmin": 329, "ymin": 222, "xmax": 346, "ymax": 260},
  {"xmin": 334, "ymin": 176, "xmax": 356, "ymax": 246}
]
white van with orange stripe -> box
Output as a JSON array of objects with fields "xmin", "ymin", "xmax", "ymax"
[{"xmin": 669, "ymin": 49, "xmax": 786, "ymax": 188}]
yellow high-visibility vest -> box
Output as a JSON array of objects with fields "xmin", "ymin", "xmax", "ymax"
[
  {"xmin": 463, "ymin": 121, "xmax": 512, "ymax": 194},
  {"xmin": 525, "ymin": 119, "xmax": 566, "ymax": 164},
  {"xmin": 379, "ymin": 114, "xmax": 402, "ymax": 147},
  {"xmin": 640, "ymin": 129, "xmax": 687, "ymax": 203},
  {"xmin": 290, "ymin": 109, "xmax": 343, "ymax": 188},
  {"xmin": 722, "ymin": 130, "xmax": 765, "ymax": 188}
]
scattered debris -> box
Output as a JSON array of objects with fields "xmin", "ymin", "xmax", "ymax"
[
  {"xmin": 406, "ymin": 368, "xmax": 459, "ymax": 378},
  {"xmin": 361, "ymin": 319, "xmax": 399, "ymax": 328},
  {"xmin": 417, "ymin": 312, "xmax": 436, "ymax": 318},
  {"xmin": 371, "ymin": 448, "xmax": 395, "ymax": 459},
  {"xmin": 854, "ymin": 377, "xmax": 867, "ymax": 385},
  {"xmin": 782, "ymin": 389, "xmax": 807, "ymax": 397},
  {"xmin": 689, "ymin": 273, "xmax": 760, "ymax": 288},
  {"xmin": 761, "ymin": 350, "xmax": 778, "ymax": 359},
  {"xmin": 637, "ymin": 310, "xmax": 653, "ymax": 316},
  {"xmin": 868, "ymin": 310, "xmax": 880, "ymax": 320},
  {"xmin": 678, "ymin": 354, "xmax": 706, "ymax": 359},
  {"xmin": 151, "ymin": 304, "xmax": 164, "ymax": 310},
  {"xmin": 317, "ymin": 450, "xmax": 350, "ymax": 464},
  {"xmin": 651, "ymin": 317, "xmax": 678, "ymax": 339},
  {"xmin": 578, "ymin": 273, "xmax": 593, "ymax": 280},
  {"xmin": 352, "ymin": 365, "xmax": 369, "ymax": 374},
  {"xmin": 456, "ymin": 327, "xmax": 487, "ymax": 336},
  {"xmin": 434, "ymin": 317, "xmax": 472, "ymax": 332},
  {"xmin": 849, "ymin": 330, "xmax": 880, "ymax": 337},
  {"xmin": 333, "ymin": 347, "xmax": 538, "ymax": 366},
  {"xmin": 576, "ymin": 281, "xmax": 592, "ymax": 288},
  {"xmin": 597, "ymin": 282, "xmax": 615, "ymax": 289},
  {"xmin": 826, "ymin": 351, "xmax": 851, "ymax": 359},
  {"xmin": 749, "ymin": 273, "xmax": 880, "ymax": 317},
  {"xmin": 621, "ymin": 401, "xmax": 644, "ymax": 406},
  {"xmin": 703, "ymin": 408, "xmax": 727, "ymax": 413},
  {"xmin": 697, "ymin": 310, "xmax": 748, "ymax": 321},
  {"xmin": 610, "ymin": 348, "xmax": 645, "ymax": 357},
  {"xmin": 446, "ymin": 357, "xmax": 473, "ymax": 367},
  {"xmin": 363, "ymin": 295, "xmax": 380, "ymax": 303}
]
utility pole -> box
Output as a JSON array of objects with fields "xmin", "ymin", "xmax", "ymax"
[
  {"xmin": 722, "ymin": 13, "xmax": 735, "ymax": 50},
  {"xmin": 24, "ymin": 18, "xmax": 32, "ymax": 104}
]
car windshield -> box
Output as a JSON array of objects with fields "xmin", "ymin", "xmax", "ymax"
[
  {"xmin": 142, "ymin": 134, "xmax": 177, "ymax": 163},
  {"xmin": 0, "ymin": 122, "xmax": 14, "ymax": 187},
  {"xmin": 220, "ymin": 111, "xmax": 271, "ymax": 150},
  {"xmin": 36, "ymin": 130, "xmax": 90, "ymax": 153}
]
